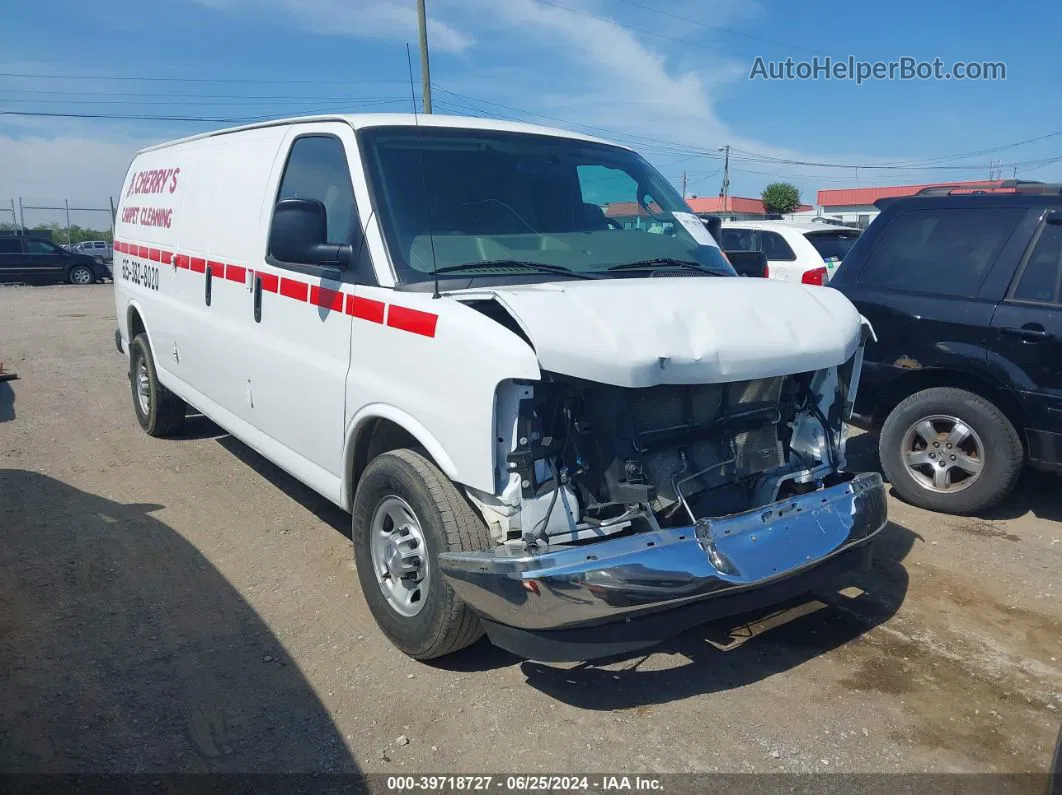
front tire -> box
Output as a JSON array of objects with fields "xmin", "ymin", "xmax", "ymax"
[
  {"xmin": 129, "ymin": 333, "xmax": 186, "ymax": 436},
  {"xmin": 879, "ymin": 387, "xmax": 1023, "ymax": 515},
  {"xmin": 352, "ymin": 449, "xmax": 492, "ymax": 659},
  {"xmin": 69, "ymin": 265, "xmax": 95, "ymax": 285}
]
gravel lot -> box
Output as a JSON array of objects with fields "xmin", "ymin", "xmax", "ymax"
[{"xmin": 2, "ymin": 284, "xmax": 1060, "ymax": 777}]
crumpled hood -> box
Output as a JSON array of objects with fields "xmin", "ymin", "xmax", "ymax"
[{"xmin": 455, "ymin": 278, "xmax": 865, "ymax": 387}]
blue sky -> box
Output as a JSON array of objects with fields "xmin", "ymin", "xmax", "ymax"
[{"xmin": 2, "ymin": 0, "xmax": 1061, "ymax": 215}]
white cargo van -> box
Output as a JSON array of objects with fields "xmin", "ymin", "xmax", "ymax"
[{"xmin": 113, "ymin": 114, "xmax": 886, "ymax": 662}]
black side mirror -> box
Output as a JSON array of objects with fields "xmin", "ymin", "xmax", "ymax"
[
  {"xmin": 701, "ymin": 215, "xmax": 722, "ymax": 245},
  {"xmin": 1045, "ymin": 209, "xmax": 1062, "ymax": 226},
  {"xmin": 269, "ymin": 198, "xmax": 353, "ymax": 268}
]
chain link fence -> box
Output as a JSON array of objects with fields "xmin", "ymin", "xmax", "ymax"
[{"xmin": 1, "ymin": 197, "xmax": 116, "ymax": 246}]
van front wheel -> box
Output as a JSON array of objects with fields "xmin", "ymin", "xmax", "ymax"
[
  {"xmin": 352, "ymin": 449, "xmax": 492, "ymax": 659},
  {"xmin": 129, "ymin": 333, "xmax": 186, "ymax": 436}
]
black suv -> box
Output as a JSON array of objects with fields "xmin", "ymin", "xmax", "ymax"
[
  {"xmin": 830, "ymin": 184, "xmax": 1062, "ymax": 514},
  {"xmin": 0, "ymin": 235, "xmax": 111, "ymax": 285}
]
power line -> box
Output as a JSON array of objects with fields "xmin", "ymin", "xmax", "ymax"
[
  {"xmin": 0, "ymin": 101, "xmax": 410, "ymax": 124},
  {"xmin": 0, "ymin": 71, "xmax": 407, "ymax": 85},
  {"xmin": 535, "ymin": 0, "xmax": 725, "ymax": 53},
  {"xmin": 1, "ymin": 87, "xmax": 412, "ymax": 101},
  {"xmin": 0, "ymin": 96, "xmax": 408, "ymax": 107},
  {"xmin": 432, "ymin": 84, "xmax": 1062, "ymax": 176},
  {"xmin": 610, "ymin": 0, "xmax": 818, "ymax": 55}
]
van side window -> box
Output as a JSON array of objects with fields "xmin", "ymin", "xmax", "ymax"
[{"xmin": 274, "ymin": 135, "xmax": 357, "ymax": 246}]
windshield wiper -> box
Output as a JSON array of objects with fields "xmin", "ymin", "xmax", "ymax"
[
  {"xmin": 607, "ymin": 258, "xmax": 720, "ymax": 275},
  {"xmin": 431, "ymin": 260, "xmax": 599, "ymax": 280}
]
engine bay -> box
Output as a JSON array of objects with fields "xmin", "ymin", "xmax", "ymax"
[{"xmin": 476, "ymin": 358, "xmax": 861, "ymax": 551}]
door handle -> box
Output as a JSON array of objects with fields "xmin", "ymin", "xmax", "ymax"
[
  {"xmin": 205, "ymin": 267, "xmax": 212, "ymax": 307},
  {"xmin": 253, "ymin": 275, "xmax": 263, "ymax": 323},
  {"xmin": 1000, "ymin": 325, "xmax": 1053, "ymax": 341}
]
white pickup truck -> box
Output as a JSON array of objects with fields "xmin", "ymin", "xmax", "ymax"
[{"xmin": 112, "ymin": 114, "xmax": 886, "ymax": 662}]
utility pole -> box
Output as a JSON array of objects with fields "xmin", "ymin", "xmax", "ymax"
[
  {"xmin": 680, "ymin": 171, "xmax": 687, "ymax": 199},
  {"xmin": 718, "ymin": 145, "xmax": 731, "ymax": 213},
  {"xmin": 416, "ymin": 0, "xmax": 433, "ymax": 113}
]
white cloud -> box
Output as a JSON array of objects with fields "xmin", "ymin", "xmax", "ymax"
[
  {"xmin": 0, "ymin": 134, "xmax": 140, "ymax": 206},
  {"xmin": 194, "ymin": 0, "xmax": 474, "ymax": 54},
  {"xmin": 432, "ymin": 0, "xmax": 838, "ymax": 193}
]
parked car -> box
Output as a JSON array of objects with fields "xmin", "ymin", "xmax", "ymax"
[
  {"xmin": 700, "ymin": 215, "xmax": 768, "ymax": 277},
  {"xmin": 0, "ymin": 235, "xmax": 112, "ymax": 285},
  {"xmin": 113, "ymin": 114, "xmax": 886, "ymax": 662},
  {"xmin": 830, "ymin": 186, "xmax": 1062, "ymax": 514},
  {"xmin": 73, "ymin": 240, "xmax": 113, "ymax": 263},
  {"xmin": 720, "ymin": 221, "xmax": 861, "ymax": 285}
]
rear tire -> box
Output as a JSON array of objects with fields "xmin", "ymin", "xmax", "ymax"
[
  {"xmin": 352, "ymin": 449, "xmax": 492, "ymax": 659},
  {"xmin": 69, "ymin": 265, "xmax": 95, "ymax": 285},
  {"xmin": 129, "ymin": 333, "xmax": 186, "ymax": 437},
  {"xmin": 879, "ymin": 387, "xmax": 1022, "ymax": 515}
]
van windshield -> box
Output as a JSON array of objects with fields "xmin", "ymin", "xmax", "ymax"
[{"xmin": 358, "ymin": 126, "xmax": 735, "ymax": 285}]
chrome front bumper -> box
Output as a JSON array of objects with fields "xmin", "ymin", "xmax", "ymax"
[{"xmin": 439, "ymin": 472, "xmax": 887, "ymax": 635}]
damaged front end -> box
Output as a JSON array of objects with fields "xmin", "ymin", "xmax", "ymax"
[{"xmin": 438, "ymin": 327, "xmax": 886, "ymax": 661}]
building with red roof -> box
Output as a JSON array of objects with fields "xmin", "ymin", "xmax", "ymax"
[{"xmin": 790, "ymin": 180, "xmax": 1012, "ymax": 228}]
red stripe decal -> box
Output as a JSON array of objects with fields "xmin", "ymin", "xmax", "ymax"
[
  {"xmin": 346, "ymin": 295, "xmax": 386, "ymax": 324},
  {"xmin": 225, "ymin": 264, "xmax": 246, "ymax": 283},
  {"xmin": 174, "ymin": 254, "xmax": 190, "ymax": 269},
  {"xmin": 113, "ymin": 241, "xmax": 122, "ymax": 254},
  {"xmin": 160, "ymin": 250, "xmax": 173, "ymax": 265},
  {"xmin": 387, "ymin": 305, "xmax": 437, "ymax": 338},
  {"xmin": 279, "ymin": 277, "xmax": 308, "ymax": 302},
  {"xmin": 148, "ymin": 248, "xmax": 161, "ymax": 262},
  {"xmin": 137, "ymin": 245, "xmax": 149, "ymax": 259},
  {"xmin": 310, "ymin": 285, "xmax": 344, "ymax": 312},
  {"xmin": 190, "ymin": 257, "xmax": 206, "ymax": 274},
  {"xmin": 208, "ymin": 261, "xmax": 225, "ymax": 278},
  {"xmin": 257, "ymin": 272, "xmax": 279, "ymax": 293}
]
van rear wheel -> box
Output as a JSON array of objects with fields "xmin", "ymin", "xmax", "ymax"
[
  {"xmin": 352, "ymin": 448, "xmax": 492, "ymax": 659},
  {"xmin": 129, "ymin": 333, "xmax": 186, "ymax": 436}
]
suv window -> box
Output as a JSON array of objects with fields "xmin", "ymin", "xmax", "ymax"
[
  {"xmin": 0, "ymin": 238, "xmax": 21, "ymax": 254},
  {"xmin": 274, "ymin": 135, "xmax": 357, "ymax": 247},
  {"xmin": 860, "ymin": 207, "xmax": 1023, "ymax": 298},
  {"xmin": 760, "ymin": 231, "xmax": 796, "ymax": 261},
  {"xmin": 720, "ymin": 228, "xmax": 755, "ymax": 251},
  {"xmin": 1012, "ymin": 221, "xmax": 1062, "ymax": 305},
  {"xmin": 25, "ymin": 239, "xmax": 60, "ymax": 255},
  {"xmin": 806, "ymin": 230, "xmax": 860, "ymax": 261},
  {"xmin": 719, "ymin": 228, "xmax": 795, "ymax": 260}
]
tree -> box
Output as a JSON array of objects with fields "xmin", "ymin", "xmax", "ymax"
[{"xmin": 761, "ymin": 182, "xmax": 801, "ymax": 215}]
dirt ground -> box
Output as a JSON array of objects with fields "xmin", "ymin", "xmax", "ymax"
[{"xmin": 1, "ymin": 284, "xmax": 1060, "ymax": 777}]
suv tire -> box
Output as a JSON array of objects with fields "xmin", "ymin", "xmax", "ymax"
[
  {"xmin": 129, "ymin": 333, "xmax": 186, "ymax": 436},
  {"xmin": 69, "ymin": 265, "xmax": 95, "ymax": 285},
  {"xmin": 352, "ymin": 449, "xmax": 491, "ymax": 659},
  {"xmin": 879, "ymin": 387, "xmax": 1023, "ymax": 515}
]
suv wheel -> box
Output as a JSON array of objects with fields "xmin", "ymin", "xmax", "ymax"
[
  {"xmin": 69, "ymin": 265, "xmax": 95, "ymax": 285},
  {"xmin": 352, "ymin": 448, "xmax": 491, "ymax": 659},
  {"xmin": 879, "ymin": 387, "xmax": 1023, "ymax": 514}
]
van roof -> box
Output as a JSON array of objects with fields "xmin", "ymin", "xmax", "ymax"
[{"xmin": 138, "ymin": 113, "xmax": 622, "ymax": 154}]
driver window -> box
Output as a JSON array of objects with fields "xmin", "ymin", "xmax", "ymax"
[
  {"xmin": 25, "ymin": 240, "xmax": 57, "ymax": 255},
  {"xmin": 275, "ymin": 135, "xmax": 357, "ymax": 245},
  {"xmin": 577, "ymin": 165, "xmax": 671, "ymax": 234}
]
